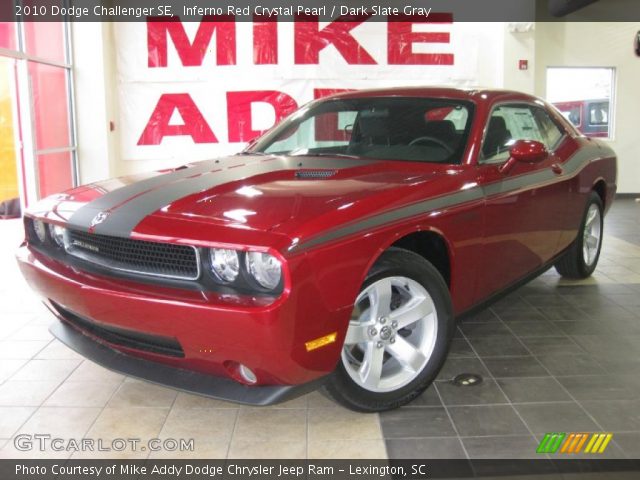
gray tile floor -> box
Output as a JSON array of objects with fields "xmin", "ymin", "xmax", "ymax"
[
  {"xmin": 0, "ymin": 199, "xmax": 638, "ymax": 460},
  {"xmin": 382, "ymin": 199, "xmax": 640, "ymax": 459}
]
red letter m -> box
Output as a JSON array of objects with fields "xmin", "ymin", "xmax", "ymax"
[{"xmin": 147, "ymin": 16, "xmax": 236, "ymax": 67}]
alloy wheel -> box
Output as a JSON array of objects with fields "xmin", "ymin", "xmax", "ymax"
[
  {"xmin": 583, "ymin": 204, "xmax": 602, "ymax": 267},
  {"xmin": 341, "ymin": 276, "xmax": 438, "ymax": 393}
]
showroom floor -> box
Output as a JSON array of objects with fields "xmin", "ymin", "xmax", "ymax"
[{"xmin": 0, "ymin": 199, "xmax": 639, "ymax": 460}]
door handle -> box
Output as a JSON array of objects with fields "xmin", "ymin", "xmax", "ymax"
[{"xmin": 551, "ymin": 163, "xmax": 564, "ymax": 175}]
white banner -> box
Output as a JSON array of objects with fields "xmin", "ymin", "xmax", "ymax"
[{"xmin": 115, "ymin": 19, "xmax": 506, "ymax": 163}]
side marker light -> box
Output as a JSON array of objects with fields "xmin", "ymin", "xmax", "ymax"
[{"xmin": 305, "ymin": 332, "xmax": 338, "ymax": 352}]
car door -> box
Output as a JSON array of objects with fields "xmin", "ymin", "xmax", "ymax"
[{"xmin": 474, "ymin": 103, "xmax": 569, "ymax": 301}]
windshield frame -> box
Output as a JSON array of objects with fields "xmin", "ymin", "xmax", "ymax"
[{"xmin": 246, "ymin": 96, "xmax": 476, "ymax": 165}]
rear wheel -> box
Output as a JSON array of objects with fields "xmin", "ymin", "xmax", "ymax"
[
  {"xmin": 555, "ymin": 192, "xmax": 604, "ymax": 279},
  {"xmin": 323, "ymin": 248, "xmax": 454, "ymax": 412}
]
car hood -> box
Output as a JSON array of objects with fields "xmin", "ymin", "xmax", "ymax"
[{"xmin": 32, "ymin": 154, "xmax": 455, "ymax": 250}]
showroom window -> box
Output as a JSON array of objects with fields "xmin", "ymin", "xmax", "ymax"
[
  {"xmin": 0, "ymin": 21, "xmax": 76, "ymax": 208},
  {"xmin": 546, "ymin": 67, "xmax": 615, "ymax": 140}
]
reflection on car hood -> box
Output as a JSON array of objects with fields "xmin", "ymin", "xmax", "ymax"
[{"xmin": 30, "ymin": 154, "xmax": 458, "ymax": 245}]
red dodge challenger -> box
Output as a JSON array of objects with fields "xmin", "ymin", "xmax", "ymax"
[{"xmin": 17, "ymin": 88, "xmax": 617, "ymax": 411}]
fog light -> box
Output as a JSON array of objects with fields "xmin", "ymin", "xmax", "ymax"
[{"xmin": 238, "ymin": 364, "xmax": 257, "ymax": 384}]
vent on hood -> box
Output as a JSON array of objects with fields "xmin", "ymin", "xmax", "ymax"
[{"xmin": 295, "ymin": 170, "xmax": 337, "ymax": 179}]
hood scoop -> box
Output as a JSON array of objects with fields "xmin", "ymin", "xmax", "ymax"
[{"xmin": 295, "ymin": 169, "xmax": 337, "ymax": 180}]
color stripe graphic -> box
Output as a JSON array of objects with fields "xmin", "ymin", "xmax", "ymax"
[
  {"xmin": 537, "ymin": 433, "xmax": 566, "ymax": 453},
  {"xmin": 537, "ymin": 433, "xmax": 613, "ymax": 454}
]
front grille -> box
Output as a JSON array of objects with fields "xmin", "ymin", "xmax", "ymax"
[
  {"xmin": 52, "ymin": 302, "xmax": 185, "ymax": 358},
  {"xmin": 66, "ymin": 230, "xmax": 200, "ymax": 281}
]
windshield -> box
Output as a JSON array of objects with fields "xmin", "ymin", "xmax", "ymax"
[{"xmin": 249, "ymin": 97, "xmax": 474, "ymax": 164}]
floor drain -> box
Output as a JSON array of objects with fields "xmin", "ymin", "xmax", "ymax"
[{"xmin": 452, "ymin": 373, "xmax": 483, "ymax": 387}]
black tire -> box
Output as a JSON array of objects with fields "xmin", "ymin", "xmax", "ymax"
[
  {"xmin": 323, "ymin": 248, "xmax": 455, "ymax": 412},
  {"xmin": 555, "ymin": 192, "xmax": 604, "ymax": 279}
]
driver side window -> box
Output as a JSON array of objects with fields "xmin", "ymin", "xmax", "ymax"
[{"xmin": 481, "ymin": 105, "xmax": 546, "ymax": 163}]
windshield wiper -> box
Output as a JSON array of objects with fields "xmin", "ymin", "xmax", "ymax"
[{"xmin": 289, "ymin": 152, "xmax": 364, "ymax": 160}]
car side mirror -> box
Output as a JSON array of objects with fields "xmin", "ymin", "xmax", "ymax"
[{"xmin": 499, "ymin": 140, "xmax": 548, "ymax": 174}]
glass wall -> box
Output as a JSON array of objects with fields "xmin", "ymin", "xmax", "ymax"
[
  {"xmin": 0, "ymin": 22, "xmax": 16, "ymax": 50},
  {"xmin": 0, "ymin": 21, "xmax": 76, "ymax": 207},
  {"xmin": 0, "ymin": 56, "xmax": 19, "ymax": 210}
]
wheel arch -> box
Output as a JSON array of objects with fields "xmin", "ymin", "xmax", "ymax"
[
  {"xmin": 362, "ymin": 226, "xmax": 453, "ymax": 290},
  {"xmin": 592, "ymin": 177, "xmax": 607, "ymax": 207}
]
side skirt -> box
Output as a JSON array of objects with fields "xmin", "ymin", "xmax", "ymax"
[{"xmin": 456, "ymin": 248, "xmax": 570, "ymax": 322}]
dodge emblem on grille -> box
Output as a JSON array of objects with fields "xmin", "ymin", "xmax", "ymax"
[{"xmin": 91, "ymin": 211, "xmax": 109, "ymax": 227}]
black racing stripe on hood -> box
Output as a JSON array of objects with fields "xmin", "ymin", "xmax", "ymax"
[
  {"xmin": 76, "ymin": 156, "xmax": 376, "ymax": 238},
  {"xmin": 67, "ymin": 159, "xmax": 222, "ymax": 232}
]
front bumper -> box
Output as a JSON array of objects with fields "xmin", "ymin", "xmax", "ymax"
[
  {"xmin": 16, "ymin": 245, "xmax": 348, "ymax": 396},
  {"xmin": 49, "ymin": 320, "xmax": 327, "ymax": 406}
]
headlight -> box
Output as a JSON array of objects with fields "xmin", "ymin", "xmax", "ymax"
[
  {"xmin": 33, "ymin": 220, "xmax": 47, "ymax": 243},
  {"xmin": 48, "ymin": 223, "xmax": 66, "ymax": 248},
  {"xmin": 245, "ymin": 252, "xmax": 282, "ymax": 290},
  {"xmin": 209, "ymin": 248, "xmax": 240, "ymax": 283}
]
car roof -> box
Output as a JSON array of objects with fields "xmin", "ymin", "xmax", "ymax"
[{"xmin": 324, "ymin": 87, "xmax": 538, "ymax": 104}]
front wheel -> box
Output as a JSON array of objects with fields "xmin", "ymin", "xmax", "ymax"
[
  {"xmin": 323, "ymin": 248, "xmax": 454, "ymax": 412},
  {"xmin": 555, "ymin": 192, "xmax": 604, "ymax": 279}
]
